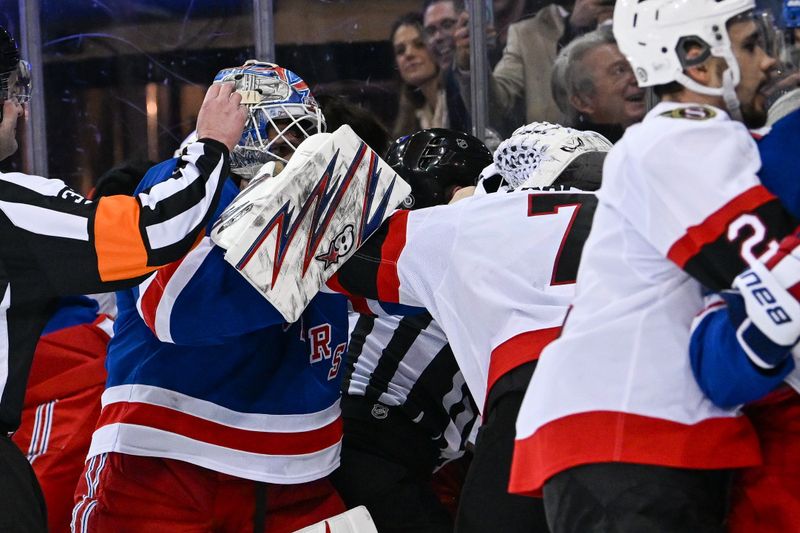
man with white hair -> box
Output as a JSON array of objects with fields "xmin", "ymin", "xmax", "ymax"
[
  {"xmin": 550, "ymin": 25, "xmax": 646, "ymax": 141},
  {"xmin": 509, "ymin": 1, "xmax": 800, "ymax": 531}
]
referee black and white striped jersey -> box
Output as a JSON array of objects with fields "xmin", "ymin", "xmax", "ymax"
[
  {"xmin": 343, "ymin": 311, "xmax": 479, "ymax": 466},
  {"xmin": 0, "ymin": 138, "xmax": 229, "ymax": 433}
]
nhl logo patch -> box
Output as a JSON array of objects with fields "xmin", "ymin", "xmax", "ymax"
[{"xmin": 371, "ymin": 403, "xmax": 389, "ymax": 420}]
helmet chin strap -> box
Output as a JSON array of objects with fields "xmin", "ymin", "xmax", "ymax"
[
  {"xmin": 721, "ymin": 67, "xmax": 743, "ymax": 122},
  {"xmin": 675, "ymin": 59, "xmax": 743, "ymax": 122}
]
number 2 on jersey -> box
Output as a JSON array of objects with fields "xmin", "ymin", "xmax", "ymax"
[{"xmin": 527, "ymin": 193, "xmax": 598, "ymax": 286}]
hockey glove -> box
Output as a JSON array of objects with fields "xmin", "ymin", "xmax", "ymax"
[{"xmin": 732, "ymin": 234, "xmax": 800, "ymax": 369}]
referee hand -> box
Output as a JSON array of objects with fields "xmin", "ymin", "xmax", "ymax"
[{"xmin": 196, "ymin": 82, "xmax": 247, "ymax": 152}]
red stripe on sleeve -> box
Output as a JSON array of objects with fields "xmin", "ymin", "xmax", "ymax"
[
  {"xmin": 485, "ymin": 327, "xmax": 561, "ymax": 407},
  {"xmin": 139, "ymin": 259, "xmax": 183, "ymax": 333},
  {"xmin": 325, "ymin": 274, "xmax": 351, "ymax": 297},
  {"xmin": 326, "ymin": 273, "xmax": 371, "ymax": 314},
  {"xmin": 766, "ymin": 235, "xmax": 800, "ymax": 270},
  {"xmin": 667, "ymin": 186, "xmax": 777, "ymax": 268},
  {"xmin": 376, "ymin": 210, "xmax": 410, "ymax": 303}
]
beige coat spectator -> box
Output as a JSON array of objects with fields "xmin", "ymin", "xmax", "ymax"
[{"xmin": 457, "ymin": 5, "xmax": 567, "ymax": 130}]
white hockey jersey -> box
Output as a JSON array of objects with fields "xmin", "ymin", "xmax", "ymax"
[
  {"xmin": 330, "ymin": 187, "xmax": 597, "ymax": 409},
  {"xmin": 510, "ymin": 102, "xmax": 798, "ymax": 496}
]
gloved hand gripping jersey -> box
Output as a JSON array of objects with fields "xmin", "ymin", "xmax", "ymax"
[{"xmin": 732, "ymin": 233, "xmax": 800, "ymax": 369}]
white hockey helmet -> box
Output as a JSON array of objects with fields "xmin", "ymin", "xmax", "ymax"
[
  {"xmin": 613, "ymin": 0, "xmax": 756, "ymax": 117},
  {"xmin": 492, "ymin": 122, "xmax": 612, "ymax": 191}
]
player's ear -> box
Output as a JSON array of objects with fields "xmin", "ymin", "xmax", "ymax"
[{"xmin": 683, "ymin": 46, "xmax": 717, "ymax": 86}]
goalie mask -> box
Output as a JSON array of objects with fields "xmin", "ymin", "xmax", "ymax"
[
  {"xmin": 490, "ymin": 122, "xmax": 612, "ymax": 192},
  {"xmin": 386, "ymin": 128, "xmax": 493, "ymax": 209},
  {"xmin": 213, "ymin": 61, "xmax": 325, "ymax": 180},
  {"xmin": 0, "ymin": 26, "xmax": 30, "ymax": 121}
]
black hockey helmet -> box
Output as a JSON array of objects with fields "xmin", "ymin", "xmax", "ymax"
[
  {"xmin": 0, "ymin": 26, "xmax": 30, "ymax": 121},
  {"xmin": 0, "ymin": 26, "xmax": 19, "ymax": 77},
  {"xmin": 386, "ymin": 128, "xmax": 493, "ymax": 209}
]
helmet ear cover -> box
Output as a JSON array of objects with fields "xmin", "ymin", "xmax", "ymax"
[
  {"xmin": 613, "ymin": 0, "xmax": 755, "ymax": 87},
  {"xmin": 676, "ymin": 36, "xmax": 713, "ymax": 69}
]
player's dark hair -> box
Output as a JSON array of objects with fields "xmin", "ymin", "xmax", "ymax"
[
  {"xmin": 423, "ymin": 0, "xmax": 465, "ymax": 13},
  {"xmin": 90, "ymin": 159, "xmax": 155, "ymax": 199},
  {"xmin": 316, "ymin": 94, "xmax": 391, "ymax": 156}
]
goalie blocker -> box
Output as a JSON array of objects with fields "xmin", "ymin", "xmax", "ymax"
[{"xmin": 211, "ymin": 125, "xmax": 411, "ymax": 323}]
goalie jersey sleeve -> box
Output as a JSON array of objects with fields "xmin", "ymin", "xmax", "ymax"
[
  {"xmin": 132, "ymin": 159, "xmax": 285, "ymax": 345},
  {"xmin": 600, "ymin": 105, "xmax": 797, "ymax": 290},
  {"xmin": 0, "ymin": 138, "xmax": 229, "ymax": 296}
]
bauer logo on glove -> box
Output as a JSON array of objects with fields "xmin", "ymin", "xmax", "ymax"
[
  {"xmin": 732, "ymin": 236, "xmax": 800, "ymax": 369},
  {"xmin": 736, "ymin": 269, "xmax": 793, "ymax": 327}
]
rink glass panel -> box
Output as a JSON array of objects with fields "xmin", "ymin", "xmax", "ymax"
[
  {"xmin": 14, "ymin": 0, "xmax": 493, "ymax": 190},
  {"xmin": 38, "ymin": 0, "xmax": 255, "ymax": 191}
]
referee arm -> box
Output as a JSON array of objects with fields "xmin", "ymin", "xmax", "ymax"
[{"xmin": 2, "ymin": 83, "xmax": 246, "ymax": 295}]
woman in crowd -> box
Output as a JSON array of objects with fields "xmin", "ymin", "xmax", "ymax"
[{"xmin": 391, "ymin": 12, "xmax": 447, "ymax": 138}]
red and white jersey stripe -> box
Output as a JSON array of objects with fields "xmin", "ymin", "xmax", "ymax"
[
  {"xmin": 25, "ymin": 400, "xmax": 56, "ymax": 464},
  {"xmin": 89, "ymin": 385, "xmax": 342, "ymax": 484}
]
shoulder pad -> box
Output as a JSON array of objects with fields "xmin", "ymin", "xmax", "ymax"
[{"xmin": 659, "ymin": 106, "xmax": 717, "ymax": 121}]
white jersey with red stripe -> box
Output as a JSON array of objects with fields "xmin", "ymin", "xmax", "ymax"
[
  {"xmin": 510, "ymin": 102, "xmax": 799, "ymax": 495},
  {"xmin": 330, "ymin": 187, "xmax": 598, "ymax": 409},
  {"xmin": 87, "ymin": 159, "xmax": 347, "ymax": 484}
]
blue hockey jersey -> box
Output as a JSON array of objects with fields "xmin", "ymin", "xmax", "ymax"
[{"xmin": 87, "ymin": 159, "xmax": 349, "ymax": 484}]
